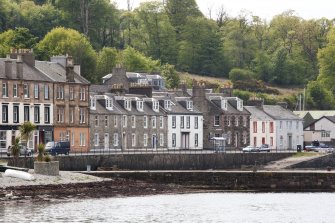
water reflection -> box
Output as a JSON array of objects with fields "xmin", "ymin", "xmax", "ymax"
[{"xmin": 1, "ymin": 193, "xmax": 335, "ymax": 223}]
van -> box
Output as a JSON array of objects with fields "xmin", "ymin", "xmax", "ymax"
[{"xmin": 45, "ymin": 141, "xmax": 70, "ymax": 156}]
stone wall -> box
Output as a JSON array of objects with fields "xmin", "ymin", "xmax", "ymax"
[
  {"xmin": 9, "ymin": 153, "xmax": 293, "ymax": 171},
  {"xmin": 290, "ymin": 153, "xmax": 335, "ymax": 169}
]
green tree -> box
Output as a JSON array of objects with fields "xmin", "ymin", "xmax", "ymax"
[
  {"xmin": 307, "ymin": 81, "xmax": 334, "ymax": 109},
  {"xmin": 19, "ymin": 121, "xmax": 36, "ymax": 154},
  {"xmin": 36, "ymin": 27, "xmax": 97, "ymax": 82},
  {"xmin": 160, "ymin": 64, "xmax": 179, "ymax": 89},
  {"xmin": 96, "ymin": 47, "xmax": 119, "ymax": 82},
  {"xmin": 0, "ymin": 27, "xmax": 38, "ymax": 56},
  {"xmin": 229, "ymin": 68, "xmax": 255, "ymax": 83}
]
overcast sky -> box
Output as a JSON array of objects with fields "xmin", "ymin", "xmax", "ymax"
[{"xmin": 112, "ymin": 0, "xmax": 334, "ymax": 21}]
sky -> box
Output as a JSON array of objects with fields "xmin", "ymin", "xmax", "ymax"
[{"xmin": 112, "ymin": 0, "xmax": 334, "ymax": 21}]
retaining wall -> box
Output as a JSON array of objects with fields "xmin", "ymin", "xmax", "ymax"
[{"xmin": 8, "ymin": 153, "xmax": 293, "ymax": 171}]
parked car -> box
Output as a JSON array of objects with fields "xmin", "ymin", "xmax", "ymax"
[
  {"xmin": 259, "ymin": 144, "xmax": 271, "ymax": 152},
  {"xmin": 242, "ymin": 145, "xmax": 259, "ymax": 153},
  {"xmin": 45, "ymin": 141, "xmax": 70, "ymax": 156},
  {"xmin": 7, "ymin": 145, "xmax": 33, "ymax": 157}
]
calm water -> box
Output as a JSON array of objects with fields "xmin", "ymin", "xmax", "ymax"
[{"xmin": 1, "ymin": 193, "xmax": 335, "ymax": 223}]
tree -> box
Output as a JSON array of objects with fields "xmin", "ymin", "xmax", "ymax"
[
  {"xmin": 19, "ymin": 121, "xmax": 36, "ymax": 156},
  {"xmin": 307, "ymin": 81, "xmax": 334, "ymax": 109},
  {"xmin": 36, "ymin": 27, "xmax": 97, "ymax": 82},
  {"xmin": 0, "ymin": 27, "xmax": 37, "ymax": 56},
  {"xmin": 160, "ymin": 64, "xmax": 179, "ymax": 89},
  {"xmin": 229, "ymin": 68, "xmax": 255, "ymax": 83},
  {"xmin": 96, "ymin": 47, "xmax": 119, "ymax": 82}
]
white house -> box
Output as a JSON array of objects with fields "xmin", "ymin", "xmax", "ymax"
[
  {"xmin": 303, "ymin": 116, "xmax": 335, "ymax": 145},
  {"xmin": 245, "ymin": 104, "xmax": 304, "ymax": 150}
]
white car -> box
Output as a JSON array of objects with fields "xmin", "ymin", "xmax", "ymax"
[{"xmin": 242, "ymin": 146, "xmax": 259, "ymax": 153}]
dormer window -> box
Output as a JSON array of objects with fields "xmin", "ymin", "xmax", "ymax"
[
  {"xmin": 164, "ymin": 100, "xmax": 171, "ymax": 110},
  {"xmin": 221, "ymin": 99, "xmax": 227, "ymax": 110},
  {"xmin": 186, "ymin": 101, "xmax": 193, "ymax": 111},
  {"xmin": 106, "ymin": 97, "xmax": 113, "ymax": 110},
  {"xmin": 90, "ymin": 96, "xmax": 96, "ymax": 110},
  {"xmin": 153, "ymin": 100, "xmax": 159, "ymax": 112},
  {"xmin": 124, "ymin": 99, "xmax": 131, "ymax": 111},
  {"xmin": 137, "ymin": 100, "xmax": 144, "ymax": 111},
  {"xmin": 237, "ymin": 99, "xmax": 243, "ymax": 111}
]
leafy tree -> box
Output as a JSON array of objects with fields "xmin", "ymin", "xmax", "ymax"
[
  {"xmin": 307, "ymin": 81, "xmax": 334, "ymax": 109},
  {"xmin": 96, "ymin": 47, "xmax": 119, "ymax": 82},
  {"xmin": 19, "ymin": 121, "xmax": 36, "ymax": 156},
  {"xmin": 0, "ymin": 27, "xmax": 37, "ymax": 56},
  {"xmin": 160, "ymin": 64, "xmax": 179, "ymax": 89},
  {"xmin": 36, "ymin": 27, "xmax": 97, "ymax": 82},
  {"xmin": 229, "ymin": 68, "xmax": 255, "ymax": 83}
]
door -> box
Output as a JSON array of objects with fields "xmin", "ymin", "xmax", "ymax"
[
  {"xmin": 152, "ymin": 134, "xmax": 157, "ymax": 149},
  {"xmin": 104, "ymin": 133, "xmax": 109, "ymax": 150},
  {"xmin": 262, "ymin": 137, "xmax": 265, "ymax": 145},
  {"xmin": 181, "ymin": 133, "xmax": 189, "ymax": 149},
  {"xmin": 288, "ymin": 135, "xmax": 292, "ymax": 150}
]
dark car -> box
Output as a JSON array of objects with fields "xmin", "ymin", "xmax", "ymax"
[
  {"xmin": 7, "ymin": 145, "xmax": 33, "ymax": 157},
  {"xmin": 45, "ymin": 141, "xmax": 70, "ymax": 156}
]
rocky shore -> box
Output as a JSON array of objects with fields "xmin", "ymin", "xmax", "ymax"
[{"xmin": 0, "ymin": 171, "xmax": 191, "ymax": 202}]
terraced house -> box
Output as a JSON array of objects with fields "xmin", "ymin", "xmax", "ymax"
[{"xmin": 0, "ymin": 49, "xmax": 90, "ymax": 153}]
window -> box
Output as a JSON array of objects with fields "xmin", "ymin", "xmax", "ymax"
[
  {"xmin": 132, "ymin": 133, "xmax": 136, "ymax": 147},
  {"xmin": 243, "ymin": 132, "xmax": 247, "ymax": 144},
  {"xmin": 186, "ymin": 116, "xmax": 190, "ymax": 128},
  {"xmin": 13, "ymin": 84, "xmax": 18, "ymax": 98},
  {"xmin": 164, "ymin": 100, "xmax": 171, "ymax": 110},
  {"xmin": 57, "ymin": 86, "xmax": 64, "ymax": 99},
  {"xmin": 106, "ymin": 98, "xmax": 113, "ymax": 110},
  {"xmin": 160, "ymin": 134, "xmax": 164, "ymax": 146},
  {"xmin": 153, "ymin": 101, "xmax": 159, "ymax": 112},
  {"xmin": 143, "ymin": 134, "xmax": 148, "ymax": 147},
  {"xmin": 2, "ymin": 105, "xmax": 8, "ymax": 123},
  {"xmin": 13, "ymin": 105, "xmax": 19, "ymax": 123},
  {"xmin": 113, "ymin": 133, "xmax": 119, "ymax": 146},
  {"xmin": 195, "ymin": 133, "xmax": 198, "ymax": 147},
  {"xmin": 90, "ymin": 97, "xmax": 96, "ymax": 110},
  {"xmin": 131, "ymin": 116, "xmax": 136, "ymax": 128},
  {"xmin": 71, "ymin": 132, "xmax": 75, "ymax": 146},
  {"xmin": 253, "ymin": 121, "xmax": 257, "ymax": 133},
  {"xmin": 280, "ymin": 121, "xmax": 282, "ymax": 129},
  {"xmin": 227, "ymin": 132, "xmax": 231, "ymax": 145},
  {"xmin": 243, "ymin": 116, "xmax": 247, "ymax": 127},
  {"xmin": 24, "ymin": 83, "xmax": 29, "ymax": 98},
  {"xmin": 187, "ymin": 101, "xmax": 193, "ymax": 111},
  {"xmin": 79, "ymin": 87, "xmax": 86, "ymax": 101},
  {"xmin": 114, "ymin": 116, "xmax": 118, "ymax": 127},
  {"xmin": 124, "ymin": 99, "xmax": 131, "ymax": 111},
  {"xmin": 94, "ymin": 133, "xmax": 99, "ymax": 146},
  {"xmin": 95, "ymin": 115, "xmax": 99, "ymax": 126},
  {"xmin": 322, "ymin": 131, "xmax": 331, "ymax": 138},
  {"xmin": 270, "ymin": 122, "xmax": 274, "ymax": 133},
  {"xmin": 44, "ymin": 84, "xmax": 49, "ymax": 99},
  {"xmin": 152, "ymin": 116, "xmax": 156, "ymax": 128},
  {"xmin": 180, "ymin": 116, "xmax": 185, "ymax": 128},
  {"xmin": 195, "ymin": 117, "xmax": 198, "ymax": 129},
  {"xmin": 137, "ymin": 101, "xmax": 143, "ymax": 111},
  {"xmin": 34, "ymin": 84, "xmax": 39, "ymax": 99},
  {"xmin": 143, "ymin": 116, "xmax": 148, "ymax": 128},
  {"xmin": 80, "ymin": 133, "xmax": 86, "ymax": 146},
  {"xmin": 172, "ymin": 133, "xmax": 176, "ymax": 147},
  {"xmin": 214, "ymin": 116, "xmax": 220, "ymax": 126},
  {"xmin": 159, "ymin": 116, "xmax": 164, "ymax": 128},
  {"xmin": 122, "ymin": 115, "xmax": 127, "ymax": 127},
  {"xmin": 44, "ymin": 106, "xmax": 50, "ymax": 124},
  {"xmin": 227, "ymin": 117, "xmax": 231, "ymax": 126},
  {"xmin": 70, "ymin": 107, "xmax": 74, "ymax": 123},
  {"xmin": 24, "ymin": 106, "xmax": 29, "ymax": 121},
  {"xmin": 235, "ymin": 116, "xmax": 239, "ymax": 126},
  {"xmin": 221, "ymin": 99, "xmax": 227, "ymax": 110},
  {"xmin": 104, "ymin": 116, "xmax": 108, "ymax": 127},
  {"xmin": 2, "ymin": 83, "xmax": 8, "ymax": 97},
  {"xmin": 262, "ymin": 122, "xmax": 265, "ymax": 133},
  {"xmin": 79, "ymin": 108, "xmax": 86, "ymax": 124},
  {"xmin": 172, "ymin": 116, "xmax": 176, "ymax": 128},
  {"xmin": 270, "ymin": 137, "xmax": 273, "ymax": 146},
  {"xmin": 57, "ymin": 107, "xmax": 64, "ymax": 123},
  {"xmin": 34, "ymin": 106, "xmax": 40, "ymax": 123},
  {"xmin": 69, "ymin": 87, "xmax": 74, "ymax": 100},
  {"xmin": 0, "ymin": 131, "xmax": 6, "ymax": 151}
]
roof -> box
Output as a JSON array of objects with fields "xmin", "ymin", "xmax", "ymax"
[
  {"xmin": 263, "ymin": 105, "xmax": 301, "ymax": 120},
  {"xmin": 293, "ymin": 110, "xmax": 335, "ymax": 119},
  {"xmin": 0, "ymin": 58, "xmax": 53, "ymax": 82},
  {"xmin": 244, "ymin": 106, "xmax": 273, "ymax": 120},
  {"xmin": 304, "ymin": 115, "xmax": 335, "ymax": 129},
  {"xmin": 35, "ymin": 61, "xmax": 89, "ymax": 84},
  {"xmin": 90, "ymin": 84, "xmax": 111, "ymax": 94}
]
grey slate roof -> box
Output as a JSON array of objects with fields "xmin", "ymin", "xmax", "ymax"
[
  {"xmin": 0, "ymin": 58, "xmax": 52, "ymax": 82},
  {"xmin": 35, "ymin": 61, "xmax": 90, "ymax": 84},
  {"xmin": 244, "ymin": 106, "xmax": 273, "ymax": 120},
  {"xmin": 90, "ymin": 84, "xmax": 111, "ymax": 94},
  {"xmin": 263, "ymin": 105, "xmax": 301, "ymax": 120}
]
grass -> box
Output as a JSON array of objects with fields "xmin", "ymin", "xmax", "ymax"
[{"xmin": 292, "ymin": 152, "xmax": 320, "ymax": 157}]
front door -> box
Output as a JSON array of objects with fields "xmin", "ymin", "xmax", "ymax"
[
  {"xmin": 288, "ymin": 135, "xmax": 292, "ymax": 150},
  {"xmin": 152, "ymin": 134, "xmax": 156, "ymax": 149},
  {"xmin": 181, "ymin": 133, "xmax": 189, "ymax": 149},
  {"xmin": 104, "ymin": 133, "xmax": 109, "ymax": 150}
]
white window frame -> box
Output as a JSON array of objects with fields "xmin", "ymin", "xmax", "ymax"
[
  {"xmin": 80, "ymin": 133, "xmax": 86, "ymax": 146},
  {"xmin": 152, "ymin": 116, "xmax": 156, "ymax": 128},
  {"xmin": 195, "ymin": 116, "xmax": 198, "ymax": 129},
  {"xmin": 13, "ymin": 83, "xmax": 18, "ymax": 98},
  {"xmin": 195, "ymin": 133, "xmax": 198, "ymax": 147},
  {"xmin": 80, "ymin": 87, "xmax": 86, "ymax": 101},
  {"xmin": 153, "ymin": 101, "xmax": 159, "ymax": 112},
  {"xmin": 69, "ymin": 87, "xmax": 74, "ymax": 100},
  {"xmin": 159, "ymin": 116, "xmax": 164, "ymax": 128},
  {"xmin": 137, "ymin": 100, "xmax": 143, "ymax": 111},
  {"xmin": 34, "ymin": 84, "xmax": 39, "ymax": 99},
  {"xmin": 186, "ymin": 116, "xmax": 190, "ymax": 128},
  {"xmin": 143, "ymin": 116, "xmax": 148, "ymax": 128},
  {"xmin": 214, "ymin": 116, "xmax": 220, "ymax": 126},
  {"xmin": 24, "ymin": 83, "xmax": 29, "ymax": 98},
  {"xmin": 187, "ymin": 101, "xmax": 193, "ymax": 111},
  {"xmin": 143, "ymin": 134, "xmax": 148, "ymax": 147},
  {"xmin": 122, "ymin": 115, "xmax": 127, "ymax": 127},
  {"xmin": 172, "ymin": 133, "xmax": 176, "ymax": 147},
  {"xmin": 2, "ymin": 83, "xmax": 8, "ymax": 97},
  {"xmin": 160, "ymin": 133, "xmax": 164, "ymax": 146},
  {"xmin": 132, "ymin": 133, "xmax": 136, "ymax": 147},
  {"xmin": 113, "ymin": 133, "xmax": 119, "ymax": 146},
  {"xmin": 44, "ymin": 84, "xmax": 49, "ymax": 100},
  {"xmin": 131, "ymin": 115, "xmax": 136, "ymax": 128},
  {"xmin": 79, "ymin": 108, "xmax": 86, "ymax": 124},
  {"xmin": 94, "ymin": 133, "xmax": 99, "ymax": 146},
  {"xmin": 172, "ymin": 116, "xmax": 176, "ymax": 128}
]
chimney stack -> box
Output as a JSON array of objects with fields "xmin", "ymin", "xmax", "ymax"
[
  {"xmin": 247, "ymin": 97, "xmax": 264, "ymax": 109},
  {"xmin": 10, "ymin": 49, "xmax": 35, "ymax": 67},
  {"xmin": 5, "ymin": 54, "xmax": 12, "ymax": 79},
  {"xmin": 16, "ymin": 55, "xmax": 23, "ymax": 79},
  {"xmin": 66, "ymin": 56, "xmax": 75, "ymax": 82}
]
